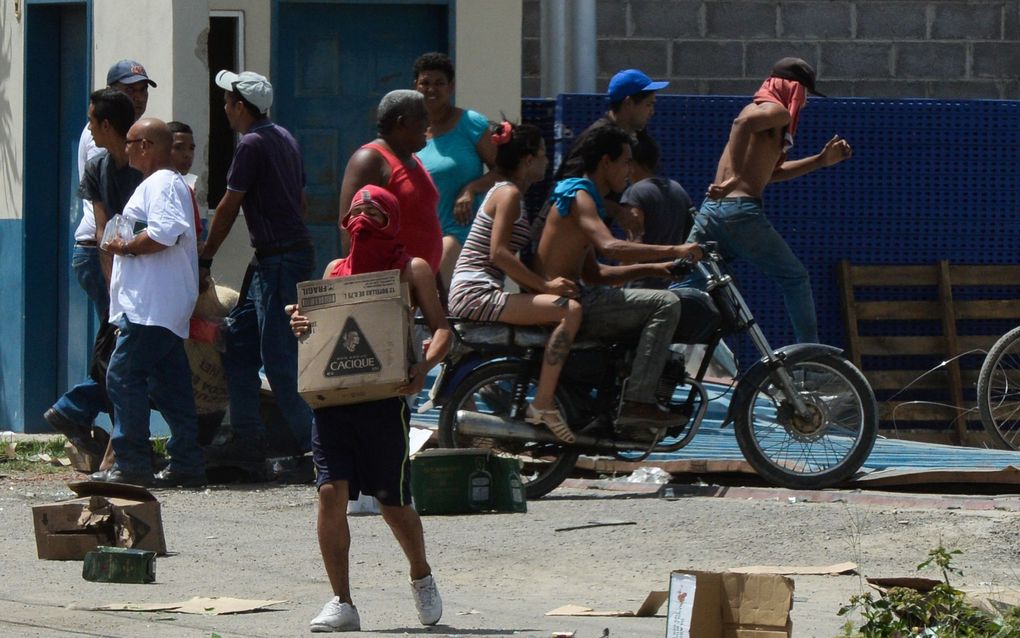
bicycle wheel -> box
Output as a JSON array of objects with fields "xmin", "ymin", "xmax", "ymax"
[
  {"xmin": 976, "ymin": 325, "xmax": 1020, "ymax": 450},
  {"xmin": 733, "ymin": 353, "xmax": 878, "ymax": 489},
  {"xmin": 438, "ymin": 360, "xmax": 579, "ymax": 499}
]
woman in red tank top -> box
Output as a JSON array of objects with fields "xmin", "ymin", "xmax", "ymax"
[{"xmin": 338, "ymin": 90, "xmax": 442, "ymax": 274}]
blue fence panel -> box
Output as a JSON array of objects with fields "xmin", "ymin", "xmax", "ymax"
[{"xmin": 534, "ymin": 94, "xmax": 1020, "ymax": 385}]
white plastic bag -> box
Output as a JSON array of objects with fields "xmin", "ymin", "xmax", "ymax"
[{"xmin": 100, "ymin": 214, "xmax": 135, "ymax": 251}]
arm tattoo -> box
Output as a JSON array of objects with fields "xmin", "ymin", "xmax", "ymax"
[{"xmin": 544, "ymin": 329, "xmax": 573, "ymax": 367}]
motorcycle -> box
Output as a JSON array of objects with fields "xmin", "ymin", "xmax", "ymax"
[{"xmin": 424, "ymin": 242, "xmax": 879, "ymax": 499}]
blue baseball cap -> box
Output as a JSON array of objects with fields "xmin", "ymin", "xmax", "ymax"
[
  {"xmin": 608, "ymin": 69, "xmax": 668, "ymax": 102},
  {"xmin": 106, "ymin": 59, "xmax": 157, "ymax": 87}
]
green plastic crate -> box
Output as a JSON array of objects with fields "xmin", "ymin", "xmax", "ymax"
[
  {"xmin": 82, "ymin": 546, "xmax": 156, "ymax": 584},
  {"xmin": 488, "ymin": 455, "xmax": 527, "ymax": 513},
  {"xmin": 411, "ymin": 449, "xmax": 492, "ymax": 515},
  {"xmin": 411, "ymin": 449, "xmax": 527, "ymax": 515}
]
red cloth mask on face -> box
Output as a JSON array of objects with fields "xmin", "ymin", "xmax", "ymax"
[
  {"xmin": 329, "ymin": 185, "xmax": 411, "ymax": 278},
  {"xmin": 753, "ymin": 77, "xmax": 806, "ymax": 156}
]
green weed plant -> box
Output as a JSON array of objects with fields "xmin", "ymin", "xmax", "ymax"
[{"xmin": 838, "ymin": 546, "xmax": 1020, "ymax": 637}]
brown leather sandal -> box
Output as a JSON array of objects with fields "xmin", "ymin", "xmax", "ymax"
[{"xmin": 525, "ymin": 404, "xmax": 576, "ymax": 443}]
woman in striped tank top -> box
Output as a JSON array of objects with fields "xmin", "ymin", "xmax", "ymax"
[{"xmin": 448, "ymin": 122, "xmax": 582, "ymax": 443}]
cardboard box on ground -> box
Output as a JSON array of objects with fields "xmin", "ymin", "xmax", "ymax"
[
  {"xmin": 667, "ymin": 571, "xmax": 794, "ymax": 638},
  {"xmin": 33, "ymin": 481, "xmax": 166, "ymax": 560},
  {"xmin": 296, "ymin": 270, "xmax": 413, "ymax": 407}
]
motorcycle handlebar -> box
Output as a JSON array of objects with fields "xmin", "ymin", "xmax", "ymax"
[{"xmin": 669, "ymin": 242, "xmax": 719, "ymax": 279}]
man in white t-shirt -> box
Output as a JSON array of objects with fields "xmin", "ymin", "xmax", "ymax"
[
  {"xmin": 91, "ymin": 118, "xmax": 205, "ymax": 488},
  {"xmin": 44, "ymin": 60, "xmax": 157, "ymax": 453}
]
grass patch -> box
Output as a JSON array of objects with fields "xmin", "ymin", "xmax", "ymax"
[
  {"xmin": 3, "ymin": 436, "xmax": 69, "ymax": 459},
  {"xmin": 0, "ymin": 436, "xmax": 72, "ymax": 475}
]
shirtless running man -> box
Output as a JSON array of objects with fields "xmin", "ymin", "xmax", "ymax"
[{"xmin": 687, "ymin": 57, "xmax": 852, "ymax": 344}]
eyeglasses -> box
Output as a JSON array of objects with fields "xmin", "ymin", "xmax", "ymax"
[{"xmin": 125, "ymin": 138, "xmax": 150, "ymax": 147}]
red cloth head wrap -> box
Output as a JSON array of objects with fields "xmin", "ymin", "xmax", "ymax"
[
  {"xmin": 753, "ymin": 77, "xmax": 806, "ymax": 154},
  {"xmin": 329, "ymin": 185, "xmax": 411, "ymax": 278}
]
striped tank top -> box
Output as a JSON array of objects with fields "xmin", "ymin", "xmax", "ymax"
[{"xmin": 450, "ymin": 182, "xmax": 531, "ymax": 291}]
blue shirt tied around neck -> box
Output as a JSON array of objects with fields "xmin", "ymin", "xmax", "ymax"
[{"xmin": 550, "ymin": 177, "xmax": 608, "ymax": 221}]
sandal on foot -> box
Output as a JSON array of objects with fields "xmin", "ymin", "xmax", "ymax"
[{"xmin": 525, "ymin": 404, "xmax": 576, "ymax": 443}]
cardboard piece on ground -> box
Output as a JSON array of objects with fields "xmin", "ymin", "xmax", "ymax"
[
  {"xmin": 964, "ymin": 588, "xmax": 1020, "ymax": 616},
  {"xmin": 297, "ymin": 270, "xmax": 412, "ymax": 408},
  {"xmin": 868, "ymin": 578, "xmax": 1020, "ymax": 617},
  {"xmin": 81, "ymin": 596, "xmax": 286, "ymax": 615},
  {"xmin": 867, "ymin": 577, "xmax": 942, "ymax": 593},
  {"xmin": 32, "ymin": 481, "xmax": 166, "ymax": 560},
  {"xmin": 666, "ymin": 570, "xmax": 794, "ymax": 638},
  {"xmin": 852, "ymin": 465, "xmax": 1020, "ymax": 488},
  {"xmin": 729, "ymin": 561, "xmax": 857, "ymax": 576},
  {"xmin": 546, "ymin": 591, "xmax": 668, "ymax": 617},
  {"xmin": 64, "ymin": 442, "xmax": 102, "ymax": 473}
]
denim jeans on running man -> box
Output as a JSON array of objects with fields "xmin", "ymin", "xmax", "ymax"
[{"xmin": 683, "ymin": 197, "xmax": 818, "ymax": 344}]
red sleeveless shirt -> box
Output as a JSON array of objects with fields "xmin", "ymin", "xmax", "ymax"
[{"xmin": 362, "ymin": 142, "xmax": 441, "ymax": 274}]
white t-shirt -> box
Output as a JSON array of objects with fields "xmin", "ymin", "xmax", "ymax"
[
  {"xmin": 74, "ymin": 125, "xmax": 102, "ymax": 242},
  {"xmin": 110, "ymin": 169, "xmax": 198, "ymax": 338}
]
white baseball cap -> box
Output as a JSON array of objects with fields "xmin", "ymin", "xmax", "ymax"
[{"xmin": 216, "ymin": 70, "xmax": 273, "ymax": 114}]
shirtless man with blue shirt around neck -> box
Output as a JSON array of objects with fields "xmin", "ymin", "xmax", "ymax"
[{"xmin": 533, "ymin": 125, "xmax": 702, "ymax": 426}]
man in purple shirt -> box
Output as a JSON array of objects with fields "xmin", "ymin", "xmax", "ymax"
[{"xmin": 199, "ymin": 70, "xmax": 314, "ymax": 473}]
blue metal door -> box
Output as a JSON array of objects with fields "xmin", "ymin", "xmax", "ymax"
[
  {"xmin": 274, "ymin": 1, "xmax": 449, "ymax": 272},
  {"xmin": 18, "ymin": 2, "xmax": 90, "ymax": 432}
]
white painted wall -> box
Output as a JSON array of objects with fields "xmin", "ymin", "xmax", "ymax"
[
  {"xmin": 455, "ymin": 0, "xmax": 522, "ymax": 122},
  {"xmin": 0, "ymin": 5, "xmax": 25, "ymax": 221}
]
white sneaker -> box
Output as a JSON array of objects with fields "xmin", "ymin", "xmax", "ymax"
[
  {"xmin": 310, "ymin": 596, "xmax": 360, "ymax": 632},
  {"xmin": 410, "ymin": 573, "xmax": 443, "ymax": 625}
]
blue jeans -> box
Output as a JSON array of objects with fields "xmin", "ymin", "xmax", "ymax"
[
  {"xmin": 685, "ymin": 198, "xmax": 818, "ymax": 344},
  {"xmin": 222, "ymin": 247, "xmax": 314, "ymax": 451},
  {"xmin": 106, "ymin": 317, "xmax": 204, "ymax": 475},
  {"xmin": 577, "ymin": 286, "xmax": 682, "ymax": 404},
  {"xmin": 52, "ymin": 244, "xmax": 111, "ymax": 426}
]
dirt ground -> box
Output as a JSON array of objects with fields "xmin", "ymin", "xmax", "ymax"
[{"xmin": 2, "ymin": 464, "xmax": 1019, "ymax": 638}]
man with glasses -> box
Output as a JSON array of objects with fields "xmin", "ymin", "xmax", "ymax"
[
  {"xmin": 44, "ymin": 61, "xmax": 156, "ymax": 456},
  {"xmin": 93, "ymin": 118, "xmax": 205, "ymax": 487},
  {"xmin": 198, "ymin": 70, "xmax": 314, "ymax": 474}
]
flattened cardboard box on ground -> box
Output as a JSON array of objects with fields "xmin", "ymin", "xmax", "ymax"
[
  {"xmin": 297, "ymin": 269, "xmax": 412, "ymax": 407},
  {"xmin": 32, "ymin": 481, "xmax": 166, "ymax": 560},
  {"xmin": 666, "ymin": 570, "xmax": 793, "ymax": 638}
]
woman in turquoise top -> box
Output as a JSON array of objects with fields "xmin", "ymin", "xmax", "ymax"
[{"xmin": 414, "ymin": 52, "xmax": 497, "ymax": 291}]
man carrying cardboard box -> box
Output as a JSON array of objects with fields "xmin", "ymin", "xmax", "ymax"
[{"xmin": 289, "ymin": 185, "xmax": 452, "ymax": 632}]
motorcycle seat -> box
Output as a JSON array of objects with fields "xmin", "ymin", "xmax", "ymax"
[{"xmin": 452, "ymin": 321, "xmax": 604, "ymax": 351}]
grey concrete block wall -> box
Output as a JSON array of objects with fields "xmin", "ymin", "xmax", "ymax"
[{"xmin": 522, "ymin": 0, "xmax": 1020, "ymax": 99}]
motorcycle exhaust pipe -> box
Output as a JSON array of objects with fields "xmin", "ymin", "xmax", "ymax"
[{"xmin": 455, "ymin": 410, "xmax": 639, "ymax": 452}]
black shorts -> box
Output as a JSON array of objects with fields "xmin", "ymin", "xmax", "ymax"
[{"xmin": 311, "ymin": 397, "xmax": 412, "ymax": 507}]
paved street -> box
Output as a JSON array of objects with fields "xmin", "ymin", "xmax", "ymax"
[{"xmin": 3, "ymin": 472, "xmax": 1019, "ymax": 637}]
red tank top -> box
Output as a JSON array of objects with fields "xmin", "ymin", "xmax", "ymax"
[{"xmin": 362, "ymin": 142, "xmax": 441, "ymax": 274}]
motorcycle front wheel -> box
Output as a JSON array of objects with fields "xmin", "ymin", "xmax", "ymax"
[
  {"xmin": 438, "ymin": 360, "xmax": 579, "ymax": 499},
  {"xmin": 976, "ymin": 325, "xmax": 1020, "ymax": 450},
  {"xmin": 733, "ymin": 353, "xmax": 878, "ymax": 489}
]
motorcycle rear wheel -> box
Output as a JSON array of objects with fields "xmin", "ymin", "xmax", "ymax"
[
  {"xmin": 733, "ymin": 353, "xmax": 878, "ymax": 489},
  {"xmin": 438, "ymin": 360, "xmax": 579, "ymax": 500}
]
